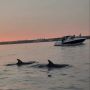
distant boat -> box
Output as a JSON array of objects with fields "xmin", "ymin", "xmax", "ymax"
[{"xmin": 54, "ymin": 35, "xmax": 86, "ymax": 46}]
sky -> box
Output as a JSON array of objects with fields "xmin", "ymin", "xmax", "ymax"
[{"xmin": 0, "ymin": 0, "xmax": 89, "ymax": 41}]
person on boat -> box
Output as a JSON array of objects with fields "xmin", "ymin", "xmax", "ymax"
[
  {"xmin": 71, "ymin": 35, "xmax": 75, "ymax": 39},
  {"xmin": 79, "ymin": 33, "xmax": 82, "ymax": 37}
]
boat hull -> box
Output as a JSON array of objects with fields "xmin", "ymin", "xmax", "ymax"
[{"xmin": 54, "ymin": 38, "xmax": 86, "ymax": 46}]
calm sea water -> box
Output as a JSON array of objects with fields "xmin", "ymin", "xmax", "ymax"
[{"xmin": 0, "ymin": 40, "xmax": 90, "ymax": 90}]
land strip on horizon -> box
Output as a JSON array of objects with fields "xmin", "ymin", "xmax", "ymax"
[{"xmin": 0, "ymin": 36, "xmax": 90, "ymax": 45}]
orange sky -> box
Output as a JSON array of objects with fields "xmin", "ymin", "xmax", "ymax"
[{"xmin": 0, "ymin": 0, "xmax": 89, "ymax": 41}]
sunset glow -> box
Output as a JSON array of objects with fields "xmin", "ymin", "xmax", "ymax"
[{"xmin": 0, "ymin": 0, "xmax": 89, "ymax": 41}]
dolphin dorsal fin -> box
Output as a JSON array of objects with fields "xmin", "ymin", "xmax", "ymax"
[
  {"xmin": 17, "ymin": 59, "xmax": 23, "ymax": 64},
  {"xmin": 48, "ymin": 60, "xmax": 54, "ymax": 65}
]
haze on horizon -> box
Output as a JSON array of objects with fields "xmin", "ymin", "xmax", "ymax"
[{"xmin": 0, "ymin": 0, "xmax": 89, "ymax": 41}]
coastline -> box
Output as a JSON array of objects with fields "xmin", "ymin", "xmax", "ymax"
[{"xmin": 0, "ymin": 36, "xmax": 90, "ymax": 45}]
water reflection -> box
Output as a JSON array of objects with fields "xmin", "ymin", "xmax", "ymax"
[{"xmin": 0, "ymin": 40, "xmax": 89, "ymax": 90}]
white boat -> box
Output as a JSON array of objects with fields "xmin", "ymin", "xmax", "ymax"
[{"xmin": 54, "ymin": 36, "xmax": 86, "ymax": 46}]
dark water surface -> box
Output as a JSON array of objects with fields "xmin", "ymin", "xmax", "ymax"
[{"xmin": 0, "ymin": 40, "xmax": 90, "ymax": 90}]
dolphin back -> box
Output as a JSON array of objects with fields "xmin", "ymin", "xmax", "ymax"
[{"xmin": 6, "ymin": 63, "xmax": 16, "ymax": 66}]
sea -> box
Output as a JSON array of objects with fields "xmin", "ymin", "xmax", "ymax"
[{"xmin": 0, "ymin": 40, "xmax": 90, "ymax": 90}]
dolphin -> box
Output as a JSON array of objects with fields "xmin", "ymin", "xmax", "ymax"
[
  {"xmin": 32, "ymin": 60, "xmax": 70, "ymax": 68},
  {"xmin": 6, "ymin": 59, "xmax": 36, "ymax": 66}
]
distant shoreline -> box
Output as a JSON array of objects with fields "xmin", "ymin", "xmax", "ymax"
[{"xmin": 0, "ymin": 36, "xmax": 90, "ymax": 45}]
